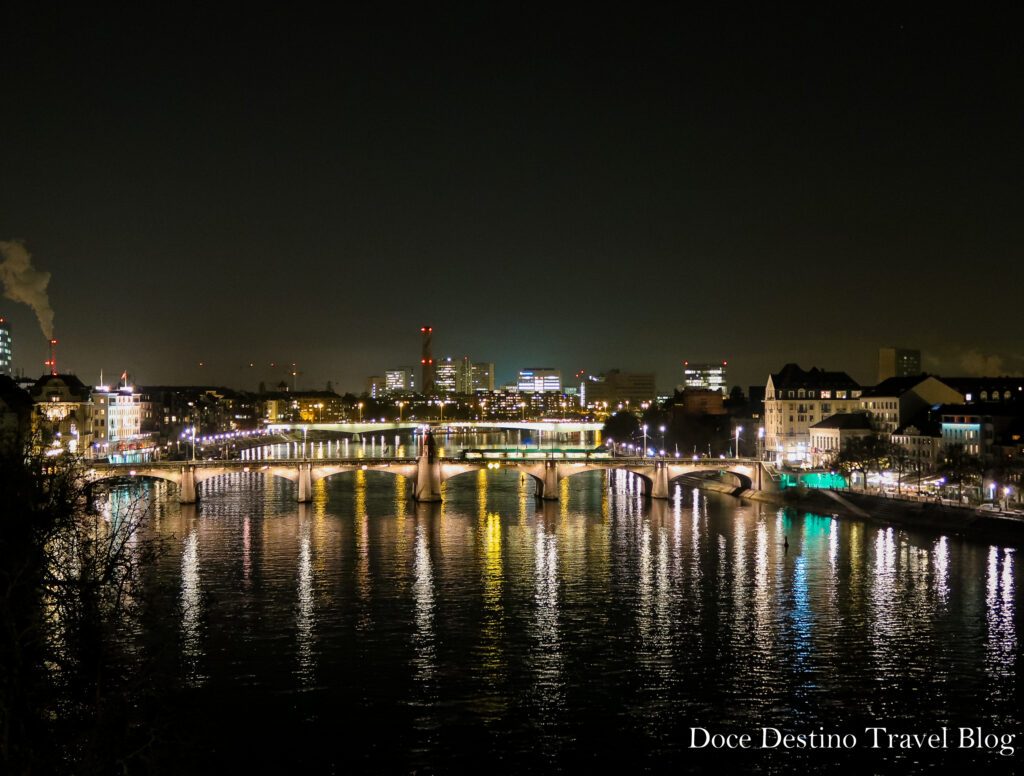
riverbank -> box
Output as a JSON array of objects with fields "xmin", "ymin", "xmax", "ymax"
[{"xmin": 685, "ymin": 477, "xmax": 1024, "ymax": 546}]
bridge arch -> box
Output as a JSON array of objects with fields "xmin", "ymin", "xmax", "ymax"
[
  {"xmin": 556, "ymin": 464, "xmax": 655, "ymax": 495},
  {"xmin": 88, "ymin": 469, "xmax": 181, "ymax": 488},
  {"xmin": 437, "ymin": 462, "xmax": 551, "ymax": 498},
  {"xmin": 192, "ymin": 467, "xmax": 298, "ymax": 490},
  {"xmin": 665, "ymin": 466, "xmax": 753, "ymax": 492},
  {"xmin": 312, "ymin": 465, "xmax": 415, "ymax": 490}
]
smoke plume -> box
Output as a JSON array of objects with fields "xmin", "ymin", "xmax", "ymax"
[
  {"xmin": 958, "ymin": 349, "xmax": 1023, "ymax": 378},
  {"xmin": 0, "ymin": 239, "xmax": 55, "ymax": 339}
]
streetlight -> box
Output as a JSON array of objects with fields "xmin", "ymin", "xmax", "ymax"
[
  {"xmin": 190, "ymin": 425, "xmax": 196, "ymax": 461},
  {"xmin": 660, "ymin": 425, "xmax": 666, "ymax": 457},
  {"xmin": 735, "ymin": 426, "xmax": 743, "ymax": 458},
  {"xmin": 642, "ymin": 424, "xmax": 648, "ymax": 458},
  {"xmin": 397, "ymin": 401, "xmax": 405, "ymax": 421},
  {"xmin": 357, "ymin": 402, "xmax": 364, "ymax": 422},
  {"xmin": 519, "ymin": 401, "xmax": 526, "ymax": 421}
]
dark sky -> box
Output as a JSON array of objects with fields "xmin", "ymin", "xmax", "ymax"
[{"xmin": 2, "ymin": 6, "xmax": 1022, "ymax": 392}]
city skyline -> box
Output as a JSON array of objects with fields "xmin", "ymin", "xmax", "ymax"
[{"xmin": 2, "ymin": 9, "xmax": 1022, "ymax": 392}]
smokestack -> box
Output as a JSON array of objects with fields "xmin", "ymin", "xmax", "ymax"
[
  {"xmin": 420, "ymin": 326, "xmax": 434, "ymax": 395},
  {"xmin": 47, "ymin": 338, "xmax": 57, "ymax": 375}
]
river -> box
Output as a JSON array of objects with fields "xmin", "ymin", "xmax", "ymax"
[{"xmin": 111, "ymin": 466, "xmax": 1019, "ymax": 774}]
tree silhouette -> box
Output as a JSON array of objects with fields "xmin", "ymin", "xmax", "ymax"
[
  {"xmin": 939, "ymin": 444, "xmax": 983, "ymax": 502},
  {"xmin": 0, "ymin": 439, "xmax": 159, "ymax": 773}
]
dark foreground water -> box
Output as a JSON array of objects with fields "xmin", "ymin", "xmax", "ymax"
[{"xmin": 116, "ymin": 469, "xmax": 1019, "ymax": 774}]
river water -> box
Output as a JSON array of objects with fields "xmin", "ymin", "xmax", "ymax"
[{"xmin": 117, "ymin": 466, "xmax": 1019, "ymax": 774}]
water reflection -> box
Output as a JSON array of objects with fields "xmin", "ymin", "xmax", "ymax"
[
  {"xmin": 103, "ymin": 471, "xmax": 1020, "ymax": 772},
  {"xmin": 412, "ymin": 513, "xmax": 437, "ymax": 686},
  {"xmin": 354, "ymin": 470, "xmax": 371, "ymax": 630},
  {"xmin": 870, "ymin": 527, "xmax": 900, "ymax": 675},
  {"xmin": 532, "ymin": 505, "xmax": 563, "ymax": 718},
  {"xmin": 296, "ymin": 508, "xmax": 315, "ymax": 686},
  {"xmin": 242, "ymin": 515, "xmax": 251, "ymax": 583},
  {"xmin": 180, "ymin": 523, "xmax": 204, "ymax": 686},
  {"xmin": 986, "ymin": 546, "xmax": 1016, "ymax": 685},
  {"xmin": 475, "ymin": 482, "xmax": 507, "ymax": 719},
  {"xmin": 934, "ymin": 536, "xmax": 950, "ymax": 604}
]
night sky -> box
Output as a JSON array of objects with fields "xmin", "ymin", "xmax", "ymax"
[{"xmin": 2, "ymin": 7, "xmax": 1021, "ymax": 393}]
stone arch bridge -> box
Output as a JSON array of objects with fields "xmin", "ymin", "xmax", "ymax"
[{"xmin": 86, "ymin": 451, "xmax": 775, "ymax": 504}]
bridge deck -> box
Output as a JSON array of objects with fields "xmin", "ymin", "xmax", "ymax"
[{"xmin": 90, "ymin": 456, "xmax": 764, "ymax": 470}]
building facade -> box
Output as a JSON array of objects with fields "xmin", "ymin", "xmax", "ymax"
[
  {"xmin": 434, "ymin": 358, "xmax": 459, "ymax": 394},
  {"xmin": 471, "ymin": 362, "xmax": 494, "ymax": 393},
  {"xmin": 681, "ymin": 361, "xmax": 728, "ymax": 394},
  {"xmin": 877, "ymin": 347, "xmax": 921, "ymax": 382},
  {"xmin": 518, "ymin": 368, "xmax": 561, "ymax": 393},
  {"xmin": 585, "ymin": 369, "xmax": 657, "ymax": 407},
  {"xmin": 808, "ymin": 413, "xmax": 873, "ymax": 467},
  {"xmin": 764, "ymin": 364, "xmax": 862, "ymax": 464},
  {"xmin": 365, "ymin": 375, "xmax": 387, "ymax": 398},
  {"xmin": 29, "ymin": 374, "xmax": 95, "ymax": 454},
  {"xmin": 385, "ymin": 367, "xmax": 416, "ymax": 395},
  {"xmin": 91, "ymin": 384, "xmax": 154, "ymax": 454},
  {"xmin": 0, "ymin": 316, "xmax": 11, "ymax": 376}
]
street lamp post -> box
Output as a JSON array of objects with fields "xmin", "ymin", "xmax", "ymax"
[
  {"xmin": 660, "ymin": 425, "xmax": 666, "ymax": 458},
  {"xmin": 357, "ymin": 402, "xmax": 364, "ymax": 422},
  {"xmin": 642, "ymin": 424, "xmax": 648, "ymax": 458},
  {"xmin": 735, "ymin": 425, "xmax": 743, "ymax": 458}
]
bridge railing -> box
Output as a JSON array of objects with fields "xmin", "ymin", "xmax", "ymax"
[{"xmin": 90, "ymin": 455, "xmax": 766, "ymax": 471}]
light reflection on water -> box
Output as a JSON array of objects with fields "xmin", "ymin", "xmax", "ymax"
[
  {"xmin": 180, "ymin": 524, "xmax": 204, "ymax": 686},
  {"xmin": 126, "ymin": 468, "xmax": 1019, "ymax": 772},
  {"xmin": 296, "ymin": 512, "xmax": 314, "ymax": 686}
]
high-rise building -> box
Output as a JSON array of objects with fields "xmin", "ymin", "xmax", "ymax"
[
  {"xmin": 385, "ymin": 367, "xmax": 416, "ymax": 395},
  {"xmin": 0, "ymin": 317, "xmax": 11, "ymax": 376},
  {"xmin": 518, "ymin": 368, "xmax": 561, "ymax": 393},
  {"xmin": 681, "ymin": 361, "xmax": 728, "ymax": 394},
  {"xmin": 435, "ymin": 357, "xmax": 458, "ymax": 394},
  {"xmin": 433, "ymin": 356, "xmax": 477, "ymax": 395},
  {"xmin": 365, "ymin": 375, "xmax": 387, "ymax": 398},
  {"xmin": 585, "ymin": 370, "xmax": 657, "ymax": 406},
  {"xmin": 455, "ymin": 356, "xmax": 474, "ymax": 394},
  {"xmin": 471, "ymin": 362, "xmax": 494, "ymax": 393},
  {"xmin": 878, "ymin": 347, "xmax": 921, "ymax": 382}
]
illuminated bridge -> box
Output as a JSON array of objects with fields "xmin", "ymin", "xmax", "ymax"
[
  {"xmin": 266, "ymin": 420, "xmax": 604, "ymax": 434},
  {"xmin": 87, "ymin": 448, "xmax": 776, "ymax": 504}
]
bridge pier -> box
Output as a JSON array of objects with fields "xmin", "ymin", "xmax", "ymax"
[
  {"xmin": 651, "ymin": 461, "xmax": 670, "ymax": 499},
  {"xmin": 415, "ymin": 450, "xmax": 442, "ymax": 502},
  {"xmin": 542, "ymin": 461, "xmax": 559, "ymax": 501},
  {"xmin": 179, "ymin": 466, "xmax": 197, "ymax": 504},
  {"xmin": 297, "ymin": 463, "xmax": 313, "ymax": 503}
]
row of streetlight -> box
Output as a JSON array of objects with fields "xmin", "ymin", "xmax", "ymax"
[{"xmin": 609, "ymin": 424, "xmax": 750, "ymax": 459}]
